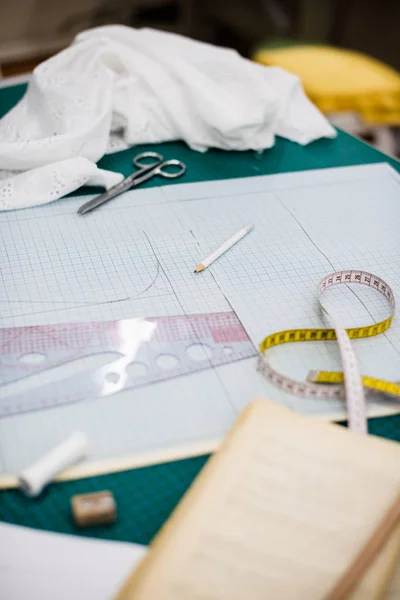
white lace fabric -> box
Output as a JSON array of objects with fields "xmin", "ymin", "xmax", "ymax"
[{"xmin": 0, "ymin": 26, "xmax": 336, "ymax": 211}]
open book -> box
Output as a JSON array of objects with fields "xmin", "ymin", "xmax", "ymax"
[{"xmin": 115, "ymin": 400, "xmax": 400, "ymax": 600}]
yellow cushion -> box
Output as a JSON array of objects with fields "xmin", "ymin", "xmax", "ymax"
[{"xmin": 253, "ymin": 45, "xmax": 400, "ymax": 125}]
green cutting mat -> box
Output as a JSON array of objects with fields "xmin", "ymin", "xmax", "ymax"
[{"xmin": 0, "ymin": 83, "xmax": 399, "ymax": 545}]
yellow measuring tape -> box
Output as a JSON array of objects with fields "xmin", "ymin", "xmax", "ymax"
[
  {"xmin": 308, "ymin": 371, "xmax": 400, "ymax": 397},
  {"xmin": 258, "ymin": 270, "xmax": 399, "ymax": 431},
  {"xmin": 260, "ymin": 317, "xmax": 399, "ymax": 397},
  {"xmin": 259, "ymin": 316, "xmax": 392, "ymax": 352}
]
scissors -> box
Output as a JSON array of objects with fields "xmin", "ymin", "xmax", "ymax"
[{"xmin": 77, "ymin": 152, "xmax": 186, "ymax": 215}]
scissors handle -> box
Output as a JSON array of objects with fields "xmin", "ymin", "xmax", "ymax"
[
  {"xmin": 157, "ymin": 159, "xmax": 186, "ymax": 179},
  {"xmin": 131, "ymin": 159, "xmax": 186, "ymax": 187},
  {"xmin": 133, "ymin": 151, "xmax": 164, "ymax": 169}
]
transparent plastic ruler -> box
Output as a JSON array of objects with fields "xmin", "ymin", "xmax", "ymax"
[{"xmin": 0, "ymin": 311, "xmax": 256, "ymax": 418}]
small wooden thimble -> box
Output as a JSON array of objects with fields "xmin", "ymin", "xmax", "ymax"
[{"xmin": 71, "ymin": 490, "xmax": 116, "ymax": 527}]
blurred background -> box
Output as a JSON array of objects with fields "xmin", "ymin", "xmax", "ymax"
[
  {"xmin": 1, "ymin": 0, "xmax": 399, "ymax": 155},
  {"xmin": 1, "ymin": 0, "xmax": 399, "ymax": 70}
]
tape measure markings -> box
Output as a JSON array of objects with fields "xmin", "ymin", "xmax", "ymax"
[
  {"xmin": 308, "ymin": 371, "xmax": 400, "ymax": 398},
  {"xmin": 258, "ymin": 270, "xmax": 396, "ymax": 433}
]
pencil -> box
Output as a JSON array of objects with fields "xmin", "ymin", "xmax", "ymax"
[{"xmin": 194, "ymin": 224, "xmax": 254, "ymax": 273}]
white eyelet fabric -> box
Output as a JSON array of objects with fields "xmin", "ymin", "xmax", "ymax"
[{"xmin": 0, "ymin": 25, "xmax": 335, "ymax": 211}]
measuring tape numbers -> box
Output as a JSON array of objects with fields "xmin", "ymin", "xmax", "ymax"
[{"xmin": 258, "ymin": 270, "xmax": 397, "ymax": 433}]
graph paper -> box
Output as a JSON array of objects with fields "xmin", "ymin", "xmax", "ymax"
[
  {"xmin": 1, "ymin": 163, "xmax": 400, "ymax": 480},
  {"xmin": 173, "ymin": 166, "xmax": 400, "ymax": 386}
]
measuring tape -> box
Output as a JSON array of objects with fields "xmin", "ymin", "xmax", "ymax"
[
  {"xmin": 258, "ymin": 270, "xmax": 396, "ymax": 433},
  {"xmin": 307, "ymin": 371, "xmax": 400, "ymax": 397}
]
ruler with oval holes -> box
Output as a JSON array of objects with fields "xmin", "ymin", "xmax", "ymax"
[
  {"xmin": 258, "ymin": 270, "xmax": 397, "ymax": 433},
  {"xmin": 0, "ymin": 311, "xmax": 256, "ymax": 419}
]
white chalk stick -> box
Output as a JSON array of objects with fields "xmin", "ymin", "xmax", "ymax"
[{"xmin": 19, "ymin": 431, "xmax": 89, "ymax": 497}]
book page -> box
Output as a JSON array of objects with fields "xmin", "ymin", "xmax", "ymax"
[{"xmin": 115, "ymin": 399, "xmax": 400, "ymax": 600}]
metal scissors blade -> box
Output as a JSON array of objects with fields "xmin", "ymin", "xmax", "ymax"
[{"xmin": 77, "ymin": 152, "xmax": 164, "ymax": 215}]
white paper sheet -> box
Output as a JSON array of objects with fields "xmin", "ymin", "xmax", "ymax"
[{"xmin": 0, "ymin": 522, "xmax": 146, "ymax": 600}]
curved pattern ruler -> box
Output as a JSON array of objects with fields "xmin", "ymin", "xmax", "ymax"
[{"xmin": 0, "ymin": 311, "xmax": 256, "ymax": 418}]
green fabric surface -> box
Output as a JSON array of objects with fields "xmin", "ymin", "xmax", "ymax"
[{"xmin": 0, "ymin": 82, "xmax": 399, "ymax": 546}]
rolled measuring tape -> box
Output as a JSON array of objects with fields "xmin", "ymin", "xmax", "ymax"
[{"xmin": 258, "ymin": 270, "xmax": 397, "ymax": 434}]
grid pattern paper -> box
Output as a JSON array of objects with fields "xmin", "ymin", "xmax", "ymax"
[
  {"xmin": 0, "ymin": 201, "xmax": 230, "ymax": 326},
  {"xmin": 1, "ymin": 163, "xmax": 399, "ymax": 476},
  {"xmin": 169, "ymin": 166, "xmax": 400, "ymax": 411}
]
